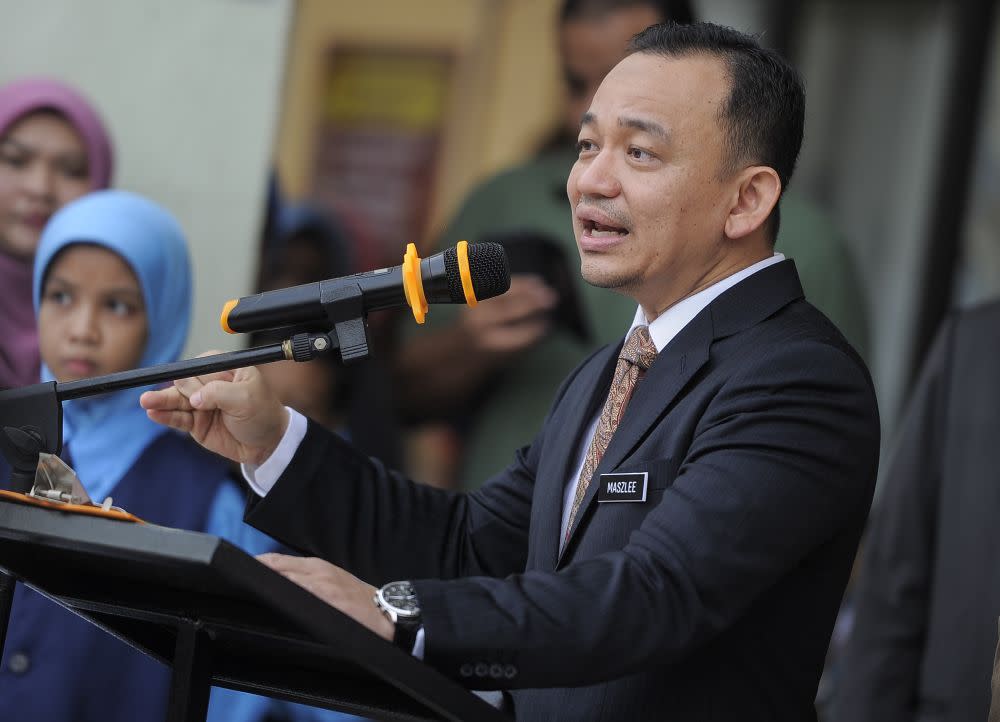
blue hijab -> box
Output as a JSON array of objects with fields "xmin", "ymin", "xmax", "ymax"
[{"xmin": 32, "ymin": 190, "xmax": 192, "ymax": 503}]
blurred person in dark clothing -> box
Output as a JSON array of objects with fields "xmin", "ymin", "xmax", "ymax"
[
  {"xmin": 253, "ymin": 201, "xmax": 403, "ymax": 468},
  {"xmin": 836, "ymin": 301, "xmax": 1000, "ymax": 722}
]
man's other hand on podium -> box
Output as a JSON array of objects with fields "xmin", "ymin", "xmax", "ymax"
[{"xmin": 257, "ymin": 553, "xmax": 395, "ymax": 641}]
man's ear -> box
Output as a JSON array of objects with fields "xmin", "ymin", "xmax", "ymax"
[{"xmin": 724, "ymin": 166, "xmax": 781, "ymax": 240}]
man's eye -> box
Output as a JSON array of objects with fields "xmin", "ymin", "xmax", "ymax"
[
  {"xmin": 628, "ymin": 147, "xmax": 653, "ymax": 161},
  {"xmin": 576, "ymin": 140, "xmax": 596, "ymax": 154}
]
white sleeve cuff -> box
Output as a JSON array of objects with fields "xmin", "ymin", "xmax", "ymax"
[
  {"xmin": 242, "ymin": 407, "xmax": 308, "ymax": 497},
  {"xmin": 412, "ymin": 627, "xmax": 425, "ymax": 659}
]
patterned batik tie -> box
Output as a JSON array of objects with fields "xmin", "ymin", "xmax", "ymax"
[{"xmin": 563, "ymin": 325, "xmax": 658, "ymax": 546}]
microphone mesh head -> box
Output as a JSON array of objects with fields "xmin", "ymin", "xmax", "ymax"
[
  {"xmin": 444, "ymin": 242, "xmax": 511, "ymax": 303},
  {"xmin": 468, "ymin": 242, "xmax": 511, "ymax": 300}
]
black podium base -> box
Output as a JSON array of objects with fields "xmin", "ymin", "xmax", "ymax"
[{"xmin": 0, "ymin": 500, "xmax": 509, "ymax": 721}]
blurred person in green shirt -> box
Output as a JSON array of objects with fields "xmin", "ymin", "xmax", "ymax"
[{"xmin": 395, "ymin": 0, "xmax": 868, "ymax": 490}]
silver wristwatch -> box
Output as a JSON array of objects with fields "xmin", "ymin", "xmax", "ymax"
[{"xmin": 373, "ymin": 580, "xmax": 421, "ymax": 651}]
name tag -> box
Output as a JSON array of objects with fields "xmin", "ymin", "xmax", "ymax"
[{"xmin": 597, "ymin": 472, "xmax": 648, "ymax": 503}]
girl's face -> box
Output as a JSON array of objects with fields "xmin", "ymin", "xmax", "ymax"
[
  {"xmin": 38, "ymin": 245, "xmax": 147, "ymax": 382},
  {"xmin": 0, "ymin": 111, "xmax": 91, "ymax": 262}
]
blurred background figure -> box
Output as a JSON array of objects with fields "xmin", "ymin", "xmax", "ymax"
[
  {"xmin": 254, "ymin": 202, "xmax": 353, "ymax": 430},
  {"xmin": 252, "ymin": 189, "xmax": 404, "ymax": 468},
  {"xmin": 834, "ymin": 300, "xmax": 1000, "ymax": 722},
  {"xmin": 392, "ymin": 0, "xmax": 868, "ymax": 491},
  {"xmin": 0, "ymin": 77, "xmax": 113, "ymax": 390}
]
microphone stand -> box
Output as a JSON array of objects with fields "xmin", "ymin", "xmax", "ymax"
[{"xmin": 0, "ymin": 324, "xmax": 348, "ymax": 662}]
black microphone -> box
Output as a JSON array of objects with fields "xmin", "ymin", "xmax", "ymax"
[{"xmin": 220, "ymin": 241, "xmax": 510, "ymax": 334}]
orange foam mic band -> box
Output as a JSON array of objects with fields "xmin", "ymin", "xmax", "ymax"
[
  {"xmin": 220, "ymin": 299, "xmax": 239, "ymax": 334},
  {"xmin": 456, "ymin": 240, "xmax": 477, "ymax": 306},
  {"xmin": 401, "ymin": 243, "xmax": 428, "ymax": 323}
]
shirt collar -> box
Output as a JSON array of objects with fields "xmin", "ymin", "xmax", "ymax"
[{"xmin": 626, "ymin": 253, "xmax": 786, "ymax": 352}]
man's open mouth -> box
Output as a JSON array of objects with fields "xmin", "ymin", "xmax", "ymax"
[{"xmin": 583, "ymin": 219, "xmax": 629, "ymax": 237}]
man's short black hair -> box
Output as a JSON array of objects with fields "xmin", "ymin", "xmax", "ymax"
[
  {"xmin": 559, "ymin": 0, "xmax": 694, "ymax": 25},
  {"xmin": 630, "ymin": 21, "xmax": 806, "ymax": 237}
]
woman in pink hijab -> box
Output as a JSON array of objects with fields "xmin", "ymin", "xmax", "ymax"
[{"xmin": 0, "ymin": 77, "xmax": 114, "ymax": 390}]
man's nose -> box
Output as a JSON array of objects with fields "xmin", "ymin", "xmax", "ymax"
[{"xmin": 573, "ymin": 149, "xmax": 622, "ymax": 198}]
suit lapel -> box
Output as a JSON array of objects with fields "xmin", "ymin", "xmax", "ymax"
[
  {"xmin": 533, "ymin": 343, "xmax": 619, "ymax": 571},
  {"xmin": 557, "ymin": 260, "xmax": 806, "ymax": 562},
  {"xmin": 600, "ymin": 312, "xmax": 712, "ymax": 473}
]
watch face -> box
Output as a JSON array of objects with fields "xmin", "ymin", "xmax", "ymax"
[{"xmin": 382, "ymin": 581, "xmax": 420, "ymax": 618}]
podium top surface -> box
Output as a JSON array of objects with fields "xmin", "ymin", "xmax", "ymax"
[{"xmin": 0, "ymin": 499, "xmax": 509, "ymax": 722}]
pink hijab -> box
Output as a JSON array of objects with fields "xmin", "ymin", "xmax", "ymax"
[{"xmin": 0, "ymin": 77, "xmax": 114, "ymax": 390}]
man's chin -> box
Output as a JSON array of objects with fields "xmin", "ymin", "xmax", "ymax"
[{"xmin": 580, "ymin": 263, "xmax": 635, "ymax": 294}]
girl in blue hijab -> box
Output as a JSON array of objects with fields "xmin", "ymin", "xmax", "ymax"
[
  {"xmin": 33, "ymin": 189, "xmax": 190, "ymax": 500},
  {"xmin": 0, "ymin": 190, "xmax": 362, "ymax": 722}
]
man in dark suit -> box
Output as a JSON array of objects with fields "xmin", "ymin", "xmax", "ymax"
[
  {"xmin": 142, "ymin": 22, "xmax": 880, "ymax": 722},
  {"xmin": 837, "ymin": 301, "xmax": 1000, "ymax": 722}
]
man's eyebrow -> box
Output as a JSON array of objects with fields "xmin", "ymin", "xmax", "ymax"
[
  {"xmin": 577, "ymin": 112, "xmax": 669, "ymax": 142},
  {"xmin": 619, "ymin": 116, "xmax": 669, "ymax": 141}
]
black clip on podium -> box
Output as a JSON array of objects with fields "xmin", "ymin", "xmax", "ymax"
[{"xmin": 0, "ymin": 310, "xmax": 509, "ymax": 721}]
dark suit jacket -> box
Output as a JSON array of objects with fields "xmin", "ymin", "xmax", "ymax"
[
  {"xmin": 838, "ymin": 300, "xmax": 1000, "ymax": 722},
  {"xmin": 247, "ymin": 260, "xmax": 880, "ymax": 722}
]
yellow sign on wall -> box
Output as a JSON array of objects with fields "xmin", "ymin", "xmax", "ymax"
[
  {"xmin": 312, "ymin": 48, "xmax": 453, "ymax": 267},
  {"xmin": 322, "ymin": 53, "xmax": 451, "ymax": 132}
]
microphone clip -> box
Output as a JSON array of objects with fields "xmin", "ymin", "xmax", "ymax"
[{"xmin": 318, "ymin": 282, "xmax": 370, "ymax": 364}]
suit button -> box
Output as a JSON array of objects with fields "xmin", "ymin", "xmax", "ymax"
[
  {"xmin": 459, "ymin": 664, "xmax": 474, "ymax": 678},
  {"xmin": 489, "ymin": 663, "xmax": 504, "ymax": 678},
  {"xmin": 7, "ymin": 652, "xmax": 30, "ymax": 675},
  {"xmin": 503, "ymin": 664, "xmax": 517, "ymax": 679},
  {"xmin": 475, "ymin": 662, "xmax": 489, "ymax": 677}
]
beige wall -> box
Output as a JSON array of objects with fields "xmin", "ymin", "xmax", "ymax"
[
  {"xmin": 1, "ymin": 0, "xmax": 293, "ymax": 355},
  {"xmin": 275, "ymin": 0, "xmax": 564, "ymax": 249}
]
